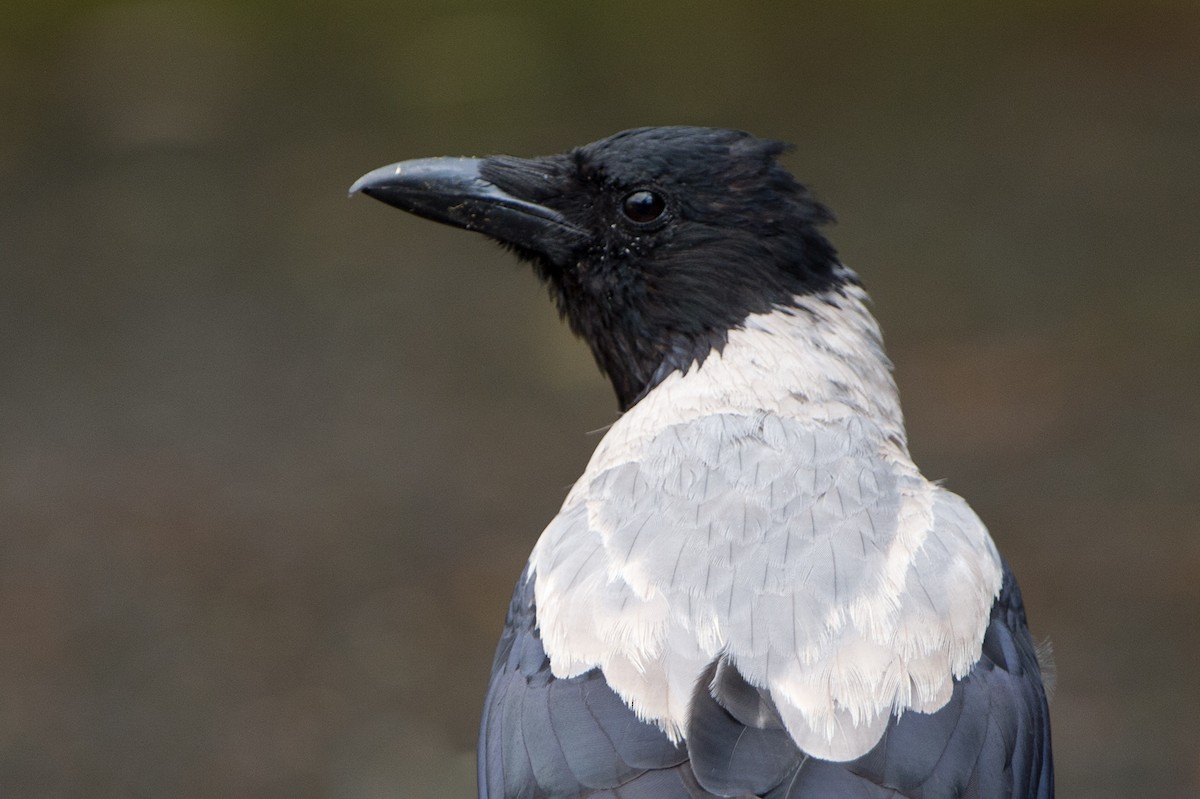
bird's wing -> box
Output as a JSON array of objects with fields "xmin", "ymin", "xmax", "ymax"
[
  {"xmin": 478, "ymin": 566, "xmax": 727, "ymax": 799},
  {"xmin": 688, "ymin": 563, "xmax": 1053, "ymax": 799},
  {"xmin": 530, "ymin": 412, "xmax": 1003, "ymax": 761}
]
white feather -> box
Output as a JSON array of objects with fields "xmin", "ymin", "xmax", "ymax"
[{"xmin": 529, "ymin": 286, "xmax": 1003, "ymax": 760}]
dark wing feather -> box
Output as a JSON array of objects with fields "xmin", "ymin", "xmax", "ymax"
[
  {"xmin": 479, "ymin": 568, "xmax": 717, "ymax": 799},
  {"xmin": 687, "ymin": 659, "xmax": 797, "ymax": 795},
  {"xmin": 688, "ymin": 563, "xmax": 1054, "ymax": 799}
]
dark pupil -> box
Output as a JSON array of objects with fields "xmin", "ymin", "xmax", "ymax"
[{"xmin": 622, "ymin": 190, "xmax": 665, "ymax": 223}]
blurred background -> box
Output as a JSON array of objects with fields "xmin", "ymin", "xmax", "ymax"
[{"xmin": 1, "ymin": 1, "xmax": 1198, "ymax": 796}]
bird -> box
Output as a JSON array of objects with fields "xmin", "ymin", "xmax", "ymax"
[{"xmin": 351, "ymin": 126, "xmax": 1054, "ymax": 799}]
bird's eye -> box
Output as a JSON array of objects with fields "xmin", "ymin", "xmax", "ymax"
[{"xmin": 621, "ymin": 190, "xmax": 667, "ymax": 224}]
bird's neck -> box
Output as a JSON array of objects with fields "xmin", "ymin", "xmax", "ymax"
[{"xmin": 593, "ymin": 286, "xmax": 908, "ymax": 469}]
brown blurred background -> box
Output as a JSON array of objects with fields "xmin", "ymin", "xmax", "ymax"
[{"xmin": 1, "ymin": 1, "xmax": 1198, "ymax": 797}]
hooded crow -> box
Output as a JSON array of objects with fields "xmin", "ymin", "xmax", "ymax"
[{"xmin": 351, "ymin": 127, "xmax": 1053, "ymax": 799}]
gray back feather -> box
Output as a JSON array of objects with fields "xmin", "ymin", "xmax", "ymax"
[{"xmin": 530, "ymin": 410, "xmax": 1002, "ymax": 761}]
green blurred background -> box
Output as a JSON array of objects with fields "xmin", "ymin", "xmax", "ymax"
[{"xmin": 2, "ymin": 1, "xmax": 1198, "ymax": 796}]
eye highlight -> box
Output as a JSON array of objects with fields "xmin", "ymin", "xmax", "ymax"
[{"xmin": 621, "ymin": 189, "xmax": 667, "ymax": 224}]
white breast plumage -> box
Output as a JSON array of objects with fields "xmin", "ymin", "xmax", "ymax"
[{"xmin": 528, "ymin": 287, "xmax": 1003, "ymax": 762}]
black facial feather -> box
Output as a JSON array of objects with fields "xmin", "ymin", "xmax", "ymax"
[{"xmin": 478, "ymin": 127, "xmax": 845, "ymax": 410}]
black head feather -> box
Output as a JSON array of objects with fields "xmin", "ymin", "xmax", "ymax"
[{"xmin": 355, "ymin": 127, "xmax": 847, "ymax": 410}]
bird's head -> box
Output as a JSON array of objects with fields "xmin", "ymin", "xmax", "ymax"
[{"xmin": 352, "ymin": 126, "xmax": 849, "ymax": 410}]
